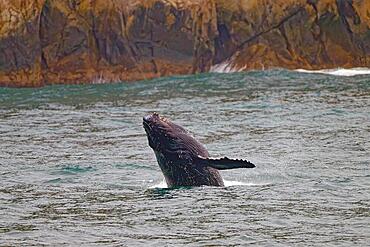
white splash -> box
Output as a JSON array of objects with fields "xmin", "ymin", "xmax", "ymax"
[
  {"xmin": 210, "ymin": 60, "xmax": 234, "ymax": 73},
  {"xmin": 149, "ymin": 179, "xmax": 259, "ymax": 188},
  {"xmin": 210, "ymin": 60, "xmax": 246, "ymax": 73},
  {"xmin": 223, "ymin": 180, "xmax": 259, "ymax": 187},
  {"xmin": 149, "ymin": 180, "xmax": 168, "ymax": 189},
  {"xmin": 295, "ymin": 67, "xmax": 370, "ymax": 76},
  {"xmin": 211, "ymin": 62, "xmax": 370, "ymax": 76},
  {"xmin": 92, "ymin": 73, "xmax": 108, "ymax": 84},
  {"xmin": 91, "ymin": 73, "xmax": 119, "ymax": 84}
]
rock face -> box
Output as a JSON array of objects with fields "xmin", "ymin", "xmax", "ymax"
[
  {"xmin": 214, "ymin": 0, "xmax": 370, "ymax": 71},
  {"xmin": 0, "ymin": 0, "xmax": 369, "ymax": 87}
]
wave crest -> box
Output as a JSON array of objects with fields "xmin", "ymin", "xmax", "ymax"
[{"xmin": 295, "ymin": 68, "xmax": 370, "ymax": 76}]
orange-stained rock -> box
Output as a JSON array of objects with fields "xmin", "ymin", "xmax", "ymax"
[
  {"xmin": 0, "ymin": 0, "xmax": 369, "ymax": 87},
  {"xmin": 215, "ymin": 0, "xmax": 370, "ymax": 71}
]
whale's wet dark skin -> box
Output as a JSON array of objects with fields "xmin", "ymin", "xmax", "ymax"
[{"xmin": 143, "ymin": 113, "xmax": 255, "ymax": 187}]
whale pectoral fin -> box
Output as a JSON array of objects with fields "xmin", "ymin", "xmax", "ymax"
[{"xmin": 197, "ymin": 156, "xmax": 255, "ymax": 170}]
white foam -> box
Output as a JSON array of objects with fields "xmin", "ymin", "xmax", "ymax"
[
  {"xmin": 210, "ymin": 60, "xmax": 234, "ymax": 73},
  {"xmin": 210, "ymin": 60, "xmax": 246, "ymax": 73},
  {"xmin": 149, "ymin": 179, "xmax": 259, "ymax": 188},
  {"xmin": 211, "ymin": 62, "xmax": 370, "ymax": 76},
  {"xmin": 295, "ymin": 67, "xmax": 370, "ymax": 76},
  {"xmin": 223, "ymin": 180, "xmax": 261, "ymax": 187},
  {"xmin": 149, "ymin": 180, "xmax": 168, "ymax": 189}
]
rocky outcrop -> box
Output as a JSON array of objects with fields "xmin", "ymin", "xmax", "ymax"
[
  {"xmin": 0, "ymin": 0, "xmax": 369, "ymax": 87},
  {"xmin": 214, "ymin": 0, "xmax": 370, "ymax": 71}
]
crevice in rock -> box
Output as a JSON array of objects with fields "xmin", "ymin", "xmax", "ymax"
[
  {"xmin": 90, "ymin": 14, "xmax": 101, "ymax": 66},
  {"xmin": 191, "ymin": 0, "xmax": 217, "ymax": 73},
  {"xmin": 279, "ymin": 24, "xmax": 294, "ymax": 59},
  {"xmin": 228, "ymin": 6, "xmax": 305, "ymax": 62},
  {"xmin": 213, "ymin": 22, "xmax": 234, "ymax": 64},
  {"xmin": 119, "ymin": 11, "xmax": 138, "ymax": 61},
  {"xmin": 306, "ymin": 0, "xmax": 331, "ymax": 64},
  {"xmin": 38, "ymin": 0, "xmax": 48, "ymax": 85},
  {"xmin": 149, "ymin": 24, "xmax": 159, "ymax": 74},
  {"xmin": 336, "ymin": 0, "xmax": 366, "ymax": 65},
  {"xmin": 336, "ymin": 0, "xmax": 354, "ymax": 40}
]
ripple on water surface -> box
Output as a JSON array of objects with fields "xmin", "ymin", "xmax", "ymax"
[{"xmin": 0, "ymin": 70, "xmax": 369, "ymax": 246}]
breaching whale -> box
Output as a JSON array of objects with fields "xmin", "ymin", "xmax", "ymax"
[{"xmin": 143, "ymin": 113, "xmax": 255, "ymax": 187}]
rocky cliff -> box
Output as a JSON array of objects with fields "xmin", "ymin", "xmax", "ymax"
[{"xmin": 0, "ymin": 0, "xmax": 369, "ymax": 87}]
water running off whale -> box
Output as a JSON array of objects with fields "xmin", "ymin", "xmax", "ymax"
[{"xmin": 143, "ymin": 113, "xmax": 255, "ymax": 187}]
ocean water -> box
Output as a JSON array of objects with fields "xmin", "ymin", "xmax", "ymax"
[{"xmin": 0, "ymin": 70, "xmax": 369, "ymax": 246}]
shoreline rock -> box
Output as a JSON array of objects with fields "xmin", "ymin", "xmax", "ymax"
[{"xmin": 0, "ymin": 0, "xmax": 369, "ymax": 87}]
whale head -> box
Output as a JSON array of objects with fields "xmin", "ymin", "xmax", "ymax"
[{"xmin": 142, "ymin": 113, "xmax": 199, "ymax": 154}]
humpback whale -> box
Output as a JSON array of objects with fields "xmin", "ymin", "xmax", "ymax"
[{"xmin": 143, "ymin": 113, "xmax": 255, "ymax": 187}]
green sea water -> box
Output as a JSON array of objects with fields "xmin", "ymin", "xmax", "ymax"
[{"xmin": 0, "ymin": 70, "xmax": 369, "ymax": 246}]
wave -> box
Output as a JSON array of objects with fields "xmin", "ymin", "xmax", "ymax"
[
  {"xmin": 295, "ymin": 68, "xmax": 370, "ymax": 76},
  {"xmin": 209, "ymin": 60, "xmax": 247, "ymax": 73},
  {"xmin": 210, "ymin": 59, "xmax": 370, "ymax": 77}
]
